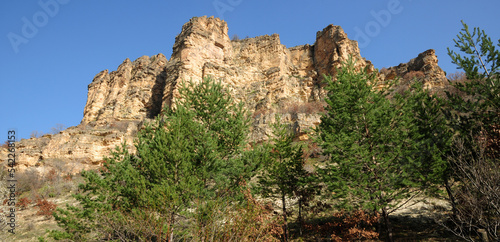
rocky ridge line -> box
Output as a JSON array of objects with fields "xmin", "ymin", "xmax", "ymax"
[{"xmin": 1, "ymin": 16, "xmax": 449, "ymax": 173}]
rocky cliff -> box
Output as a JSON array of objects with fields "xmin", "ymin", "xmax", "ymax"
[{"xmin": 1, "ymin": 16, "xmax": 449, "ymax": 173}]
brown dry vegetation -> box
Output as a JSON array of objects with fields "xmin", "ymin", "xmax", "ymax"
[
  {"xmin": 253, "ymin": 101, "xmax": 326, "ymax": 118},
  {"xmin": 402, "ymin": 70, "xmax": 425, "ymax": 82},
  {"xmin": 281, "ymin": 101, "xmax": 326, "ymax": 115}
]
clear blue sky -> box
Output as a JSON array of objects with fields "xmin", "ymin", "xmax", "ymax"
[{"xmin": 1, "ymin": 0, "xmax": 499, "ymax": 141}]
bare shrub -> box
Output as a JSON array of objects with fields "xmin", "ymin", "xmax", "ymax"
[
  {"xmin": 46, "ymin": 168, "xmax": 58, "ymax": 183},
  {"xmin": 63, "ymin": 173, "xmax": 72, "ymax": 182},
  {"xmin": 303, "ymin": 141, "xmax": 322, "ymax": 159},
  {"xmin": 283, "ymin": 102, "xmax": 299, "ymax": 114},
  {"xmin": 231, "ymin": 34, "xmax": 240, "ymax": 41},
  {"xmin": 215, "ymin": 186, "xmax": 282, "ymax": 241},
  {"xmin": 253, "ymin": 108, "xmax": 270, "ymax": 118},
  {"xmin": 109, "ymin": 121, "xmax": 131, "ymax": 132},
  {"xmin": 26, "ymin": 222, "xmax": 35, "ymax": 232},
  {"xmin": 51, "ymin": 123, "xmax": 66, "ymax": 134},
  {"xmin": 442, "ymin": 137, "xmax": 500, "ymax": 241},
  {"xmin": 379, "ymin": 67, "xmax": 391, "ymax": 76},
  {"xmin": 17, "ymin": 169, "xmax": 43, "ymax": 194},
  {"xmin": 30, "ymin": 130, "xmax": 44, "ymax": 138},
  {"xmin": 252, "ymin": 101, "xmax": 326, "ymax": 118},
  {"xmin": 281, "ymin": 101, "xmax": 326, "ymax": 115},
  {"xmin": 402, "ymin": 70, "xmax": 425, "ymax": 82},
  {"xmin": 97, "ymin": 208, "xmax": 174, "ymax": 241},
  {"xmin": 95, "ymin": 185, "xmax": 281, "ymax": 241},
  {"xmin": 50, "ymin": 158, "xmax": 68, "ymax": 172},
  {"xmin": 447, "ymin": 71, "xmax": 468, "ymax": 83}
]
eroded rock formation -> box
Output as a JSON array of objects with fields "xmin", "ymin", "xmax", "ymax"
[{"xmin": 1, "ymin": 16, "xmax": 449, "ymax": 173}]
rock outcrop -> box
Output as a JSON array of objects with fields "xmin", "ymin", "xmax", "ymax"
[
  {"xmin": 82, "ymin": 54, "xmax": 168, "ymax": 125},
  {"xmin": 381, "ymin": 49, "xmax": 449, "ymax": 93},
  {"xmin": 1, "ymin": 16, "xmax": 449, "ymax": 173},
  {"xmin": 83, "ymin": 16, "xmax": 375, "ymax": 126}
]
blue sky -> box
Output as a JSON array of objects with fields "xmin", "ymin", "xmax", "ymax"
[{"xmin": 1, "ymin": 0, "xmax": 499, "ymax": 141}]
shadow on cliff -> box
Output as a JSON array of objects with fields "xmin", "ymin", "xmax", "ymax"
[{"xmin": 147, "ymin": 70, "xmax": 167, "ymax": 119}]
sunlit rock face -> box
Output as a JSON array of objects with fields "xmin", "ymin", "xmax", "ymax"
[{"xmin": 3, "ymin": 16, "xmax": 448, "ymax": 173}]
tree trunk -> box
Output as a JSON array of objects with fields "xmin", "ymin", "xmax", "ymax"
[
  {"xmin": 444, "ymin": 178, "xmax": 457, "ymax": 216},
  {"xmin": 382, "ymin": 207, "xmax": 394, "ymax": 242},
  {"xmin": 282, "ymin": 193, "xmax": 288, "ymax": 242},
  {"xmin": 169, "ymin": 212, "xmax": 176, "ymax": 242},
  {"xmin": 298, "ymin": 199, "xmax": 303, "ymax": 236}
]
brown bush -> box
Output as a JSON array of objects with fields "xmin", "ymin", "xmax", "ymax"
[
  {"xmin": 35, "ymin": 197, "xmax": 57, "ymax": 218},
  {"xmin": 444, "ymin": 71, "xmax": 479, "ymax": 101},
  {"xmin": 305, "ymin": 210, "xmax": 380, "ymax": 241},
  {"xmin": 63, "ymin": 173, "xmax": 73, "ymax": 182},
  {"xmin": 17, "ymin": 197, "xmax": 32, "ymax": 210}
]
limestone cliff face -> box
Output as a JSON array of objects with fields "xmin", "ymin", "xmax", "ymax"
[
  {"xmin": 4, "ymin": 121, "xmax": 140, "ymax": 173},
  {"xmin": 382, "ymin": 49, "xmax": 449, "ymax": 93},
  {"xmin": 314, "ymin": 24, "xmax": 373, "ymax": 77},
  {"xmin": 1, "ymin": 16, "xmax": 449, "ymax": 172},
  {"xmin": 82, "ymin": 16, "xmax": 374, "ymax": 126},
  {"xmin": 82, "ymin": 54, "xmax": 168, "ymax": 125}
]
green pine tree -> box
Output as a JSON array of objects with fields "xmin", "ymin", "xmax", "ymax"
[
  {"xmin": 444, "ymin": 21, "xmax": 500, "ymax": 241},
  {"xmin": 50, "ymin": 76, "xmax": 260, "ymax": 241},
  {"xmin": 402, "ymin": 81, "xmax": 453, "ymax": 196},
  {"xmin": 447, "ymin": 20, "xmax": 500, "ymax": 159},
  {"xmin": 316, "ymin": 58, "xmax": 422, "ymax": 242},
  {"xmin": 257, "ymin": 115, "xmax": 314, "ymax": 241}
]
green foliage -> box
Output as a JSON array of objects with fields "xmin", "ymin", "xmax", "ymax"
[
  {"xmin": 316, "ymin": 58, "xmax": 430, "ymax": 241},
  {"xmin": 448, "ymin": 20, "xmax": 500, "ymax": 80},
  {"xmin": 256, "ymin": 115, "xmax": 317, "ymax": 240},
  {"xmin": 402, "ymin": 81, "xmax": 452, "ymax": 193},
  {"xmin": 49, "ymin": 76, "xmax": 262, "ymax": 241},
  {"xmin": 257, "ymin": 116, "xmax": 308, "ymax": 199},
  {"xmin": 444, "ymin": 21, "xmax": 500, "ymax": 241},
  {"xmin": 317, "ymin": 58, "xmax": 420, "ymax": 212},
  {"xmin": 447, "ymin": 20, "xmax": 500, "ymax": 159}
]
